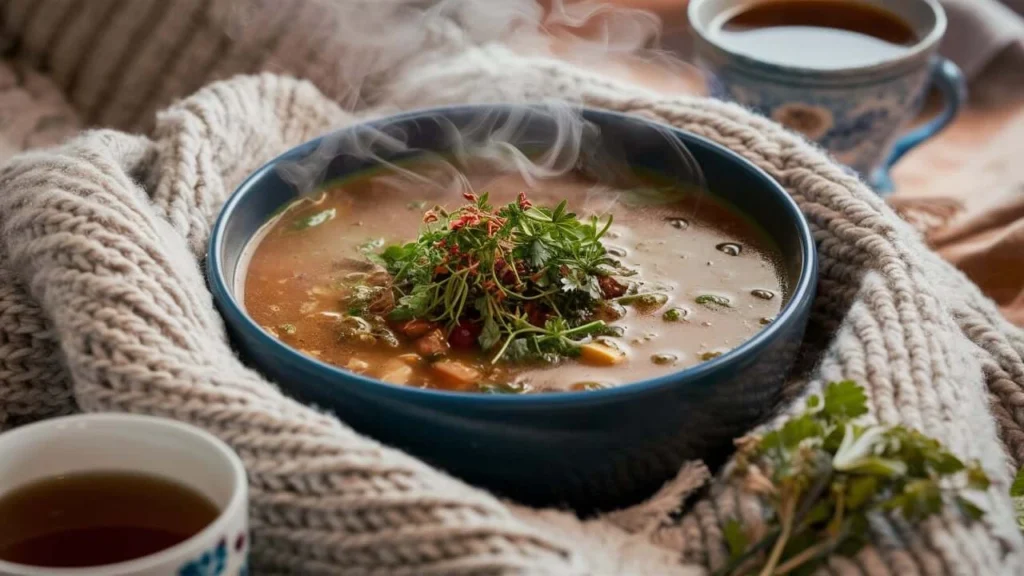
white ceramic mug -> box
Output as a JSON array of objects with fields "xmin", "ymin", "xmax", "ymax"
[
  {"xmin": 689, "ymin": 0, "xmax": 965, "ymax": 193},
  {"xmin": 0, "ymin": 414, "xmax": 249, "ymax": 576}
]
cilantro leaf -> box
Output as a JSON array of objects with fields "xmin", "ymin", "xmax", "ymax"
[
  {"xmin": 695, "ymin": 294, "xmax": 731, "ymax": 309},
  {"xmin": 527, "ymin": 239, "xmax": 553, "ymax": 268},
  {"xmin": 723, "ymin": 519, "xmax": 749, "ymax": 561},
  {"xmin": 479, "ymin": 316, "xmax": 501, "ymax": 351},
  {"xmin": 724, "ymin": 381, "xmax": 989, "ymax": 576},
  {"xmin": 388, "ymin": 284, "xmax": 433, "ymax": 321},
  {"xmin": 823, "ymin": 380, "xmax": 869, "ymax": 422}
]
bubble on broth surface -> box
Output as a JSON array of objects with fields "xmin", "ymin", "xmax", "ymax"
[
  {"xmin": 665, "ymin": 217, "xmax": 689, "ymax": 230},
  {"xmin": 716, "ymin": 242, "xmax": 742, "ymax": 256},
  {"xmin": 751, "ymin": 289, "xmax": 775, "ymax": 300}
]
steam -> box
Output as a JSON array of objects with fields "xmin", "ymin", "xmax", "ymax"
[{"xmin": 222, "ymin": 0, "xmax": 707, "ymax": 210}]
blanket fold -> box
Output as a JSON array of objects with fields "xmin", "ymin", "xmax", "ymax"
[{"xmin": 1, "ymin": 1, "xmax": 1023, "ymax": 574}]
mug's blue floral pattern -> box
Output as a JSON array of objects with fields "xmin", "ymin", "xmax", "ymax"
[
  {"xmin": 178, "ymin": 539, "xmax": 227, "ymax": 576},
  {"xmin": 705, "ymin": 63, "xmax": 932, "ymax": 177}
]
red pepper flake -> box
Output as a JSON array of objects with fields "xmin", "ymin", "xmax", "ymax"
[
  {"xmin": 423, "ymin": 210, "xmax": 439, "ymax": 224},
  {"xmin": 463, "ymin": 192, "xmax": 479, "ymax": 203},
  {"xmin": 450, "ymin": 212, "xmax": 481, "ymax": 231},
  {"xmin": 517, "ymin": 191, "xmax": 532, "ymax": 210}
]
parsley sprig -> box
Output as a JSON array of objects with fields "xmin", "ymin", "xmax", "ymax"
[
  {"xmin": 720, "ymin": 381, "xmax": 990, "ymax": 576},
  {"xmin": 374, "ymin": 192, "xmax": 630, "ymax": 363}
]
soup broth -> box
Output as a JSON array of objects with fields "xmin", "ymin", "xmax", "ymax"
[
  {"xmin": 242, "ymin": 162, "xmax": 784, "ymax": 393},
  {"xmin": 713, "ymin": 0, "xmax": 918, "ymax": 70}
]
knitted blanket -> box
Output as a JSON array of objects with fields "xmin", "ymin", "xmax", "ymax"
[{"xmin": 1, "ymin": 1, "xmax": 1023, "ymax": 574}]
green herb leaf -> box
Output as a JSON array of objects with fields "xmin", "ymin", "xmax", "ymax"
[
  {"xmin": 292, "ymin": 208, "xmax": 336, "ymax": 230},
  {"xmin": 278, "ymin": 323, "xmax": 296, "ymax": 335},
  {"xmin": 723, "ymin": 519, "xmax": 749, "ymax": 561},
  {"xmin": 527, "ymin": 239, "xmax": 553, "ymax": 268},
  {"xmin": 822, "ymin": 380, "xmax": 869, "ymax": 422},
  {"xmin": 725, "ymin": 381, "xmax": 988, "ymax": 576},
  {"xmin": 760, "ymin": 414, "xmax": 822, "ymax": 451},
  {"xmin": 662, "ymin": 307, "xmax": 688, "ymax": 322},
  {"xmin": 619, "ymin": 292, "xmax": 669, "ymax": 308},
  {"xmin": 1011, "ymin": 466, "xmax": 1024, "ymax": 498},
  {"xmin": 389, "ymin": 284, "xmax": 433, "ymax": 321},
  {"xmin": 845, "ymin": 476, "xmax": 878, "ymax": 510},
  {"xmin": 956, "ymin": 495, "xmax": 986, "ymax": 521},
  {"xmin": 695, "ymin": 294, "xmax": 731, "ymax": 309},
  {"xmin": 359, "ymin": 237, "xmax": 385, "ymax": 254},
  {"xmin": 479, "ymin": 316, "xmax": 501, "ymax": 351}
]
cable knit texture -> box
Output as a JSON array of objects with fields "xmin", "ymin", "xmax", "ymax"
[{"xmin": 1, "ymin": 1, "xmax": 1023, "ymax": 574}]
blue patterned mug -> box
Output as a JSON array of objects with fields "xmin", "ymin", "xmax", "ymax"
[{"xmin": 689, "ymin": 0, "xmax": 965, "ymax": 192}]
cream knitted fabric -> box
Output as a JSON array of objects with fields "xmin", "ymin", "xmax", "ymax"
[{"xmin": 2, "ymin": 1, "xmax": 1024, "ymax": 575}]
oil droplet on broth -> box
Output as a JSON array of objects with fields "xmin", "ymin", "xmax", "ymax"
[
  {"xmin": 716, "ymin": 242, "xmax": 742, "ymax": 256},
  {"xmin": 751, "ymin": 289, "xmax": 775, "ymax": 300}
]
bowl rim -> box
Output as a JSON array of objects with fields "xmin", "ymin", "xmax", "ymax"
[{"xmin": 208, "ymin": 104, "xmax": 817, "ymax": 407}]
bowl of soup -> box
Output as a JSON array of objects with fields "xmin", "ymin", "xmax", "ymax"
[{"xmin": 208, "ymin": 105, "xmax": 816, "ymax": 510}]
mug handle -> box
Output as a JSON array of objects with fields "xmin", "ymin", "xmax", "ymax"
[{"xmin": 870, "ymin": 58, "xmax": 967, "ymax": 194}]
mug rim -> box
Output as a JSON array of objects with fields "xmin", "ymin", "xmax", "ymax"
[
  {"xmin": 687, "ymin": 0, "xmax": 948, "ymax": 78},
  {"xmin": 0, "ymin": 413, "xmax": 247, "ymax": 576}
]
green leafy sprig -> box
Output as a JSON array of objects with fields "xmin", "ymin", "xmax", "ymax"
[
  {"xmin": 720, "ymin": 381, "xmax": 990, "ymax": 576},
  {"xmin": 374, "ymin": 192, "xmax": 631, "ymax": 363}
]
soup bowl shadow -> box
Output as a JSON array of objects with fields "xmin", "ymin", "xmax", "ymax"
[{"xmin": 208, "ymin": 105, "xmax": 817, "ymax": 512}]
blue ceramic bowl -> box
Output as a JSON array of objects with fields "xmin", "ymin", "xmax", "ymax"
[{"xmin": 208, "ymin": 105, "xmax": 817, "ymax": 510}]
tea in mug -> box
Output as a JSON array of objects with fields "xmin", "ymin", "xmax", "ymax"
[
  {"xmin": 714, "ymin": 0, "xmax": 918, "ymax": 69},
  {"xmin": 0, "ymin": 471, "xmax": 219, "ymax": 568}
]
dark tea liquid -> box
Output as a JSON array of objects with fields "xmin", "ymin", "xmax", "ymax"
[
  {"xmin": 0, "ymin": 471, "xmax": 219, "ymax": 568},
  {"xmin": 714, "ymin": 0, "xmax": 918, "ymax": 69}
]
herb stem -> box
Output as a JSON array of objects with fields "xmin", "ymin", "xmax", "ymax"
[
  {"xmin": 713, "ymin": 528, "xmax": 781, "ymax": 576},
  {"xmin": 758, "ymin": 495, "xmax": 796, "ymax": 576}
]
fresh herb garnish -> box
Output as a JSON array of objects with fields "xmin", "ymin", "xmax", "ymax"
[
  {"xmin": 719, "ymin": 381, "xmax": 990, "ymax": 576},
  {"xmin": 696, "ymin": 294, "xmax": 731, "ymax": 309},
  {"xmin": 618, "ymin": 292, "xmax": 669, "ymax": 310},
  {"xmin": 663, "ymin": 307, "xmax": 688, "ymax": 322},
  {"xmin": 376, "ymin": 192, "xmax": 631, "ymax": 364}
]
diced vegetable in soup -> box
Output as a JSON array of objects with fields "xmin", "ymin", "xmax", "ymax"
[{"xmin": 241, "ymin": 162, "xmax": 785, "ymax": 393}]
